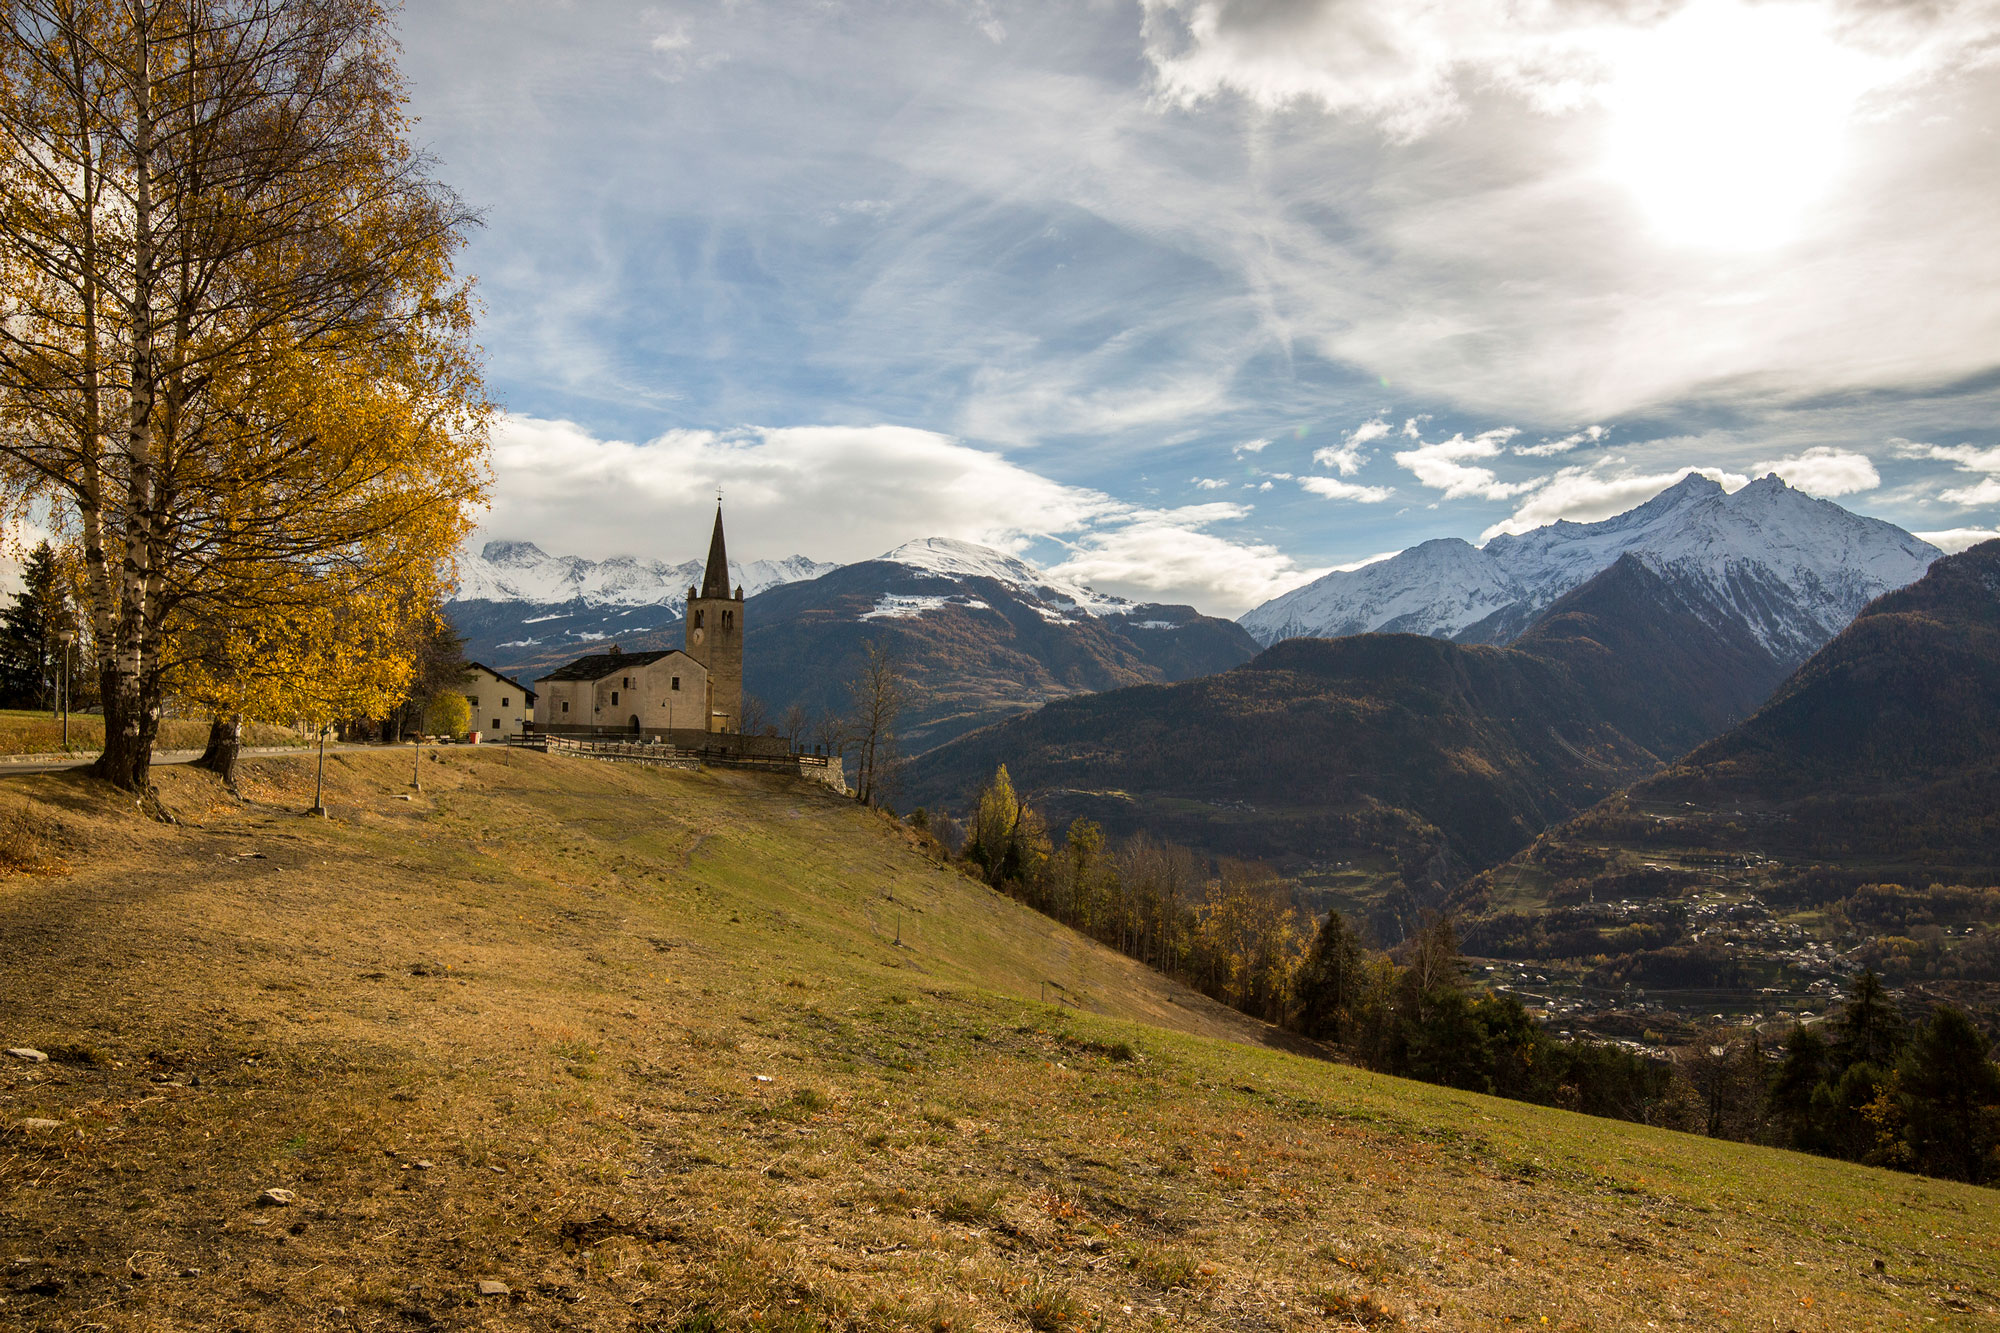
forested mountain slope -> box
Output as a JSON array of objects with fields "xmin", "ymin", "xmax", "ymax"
[
  {"xmin": 903, "ymin": 552, "xmax": 1794, "ymax": 874},
  {"xmin": 744, "ymin": 548, "xmax": 1257, "ymax": 753},
  {"xmin": 1610, "ymin": 537, "xmax": 2000, "ymax": 867}
]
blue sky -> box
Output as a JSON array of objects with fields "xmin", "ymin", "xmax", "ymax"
[{"xmin": 395, "ymin": 0, "xmax": 2000, "ymax": 616}]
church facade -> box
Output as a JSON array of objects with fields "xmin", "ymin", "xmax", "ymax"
[{"xmin": 531, "ymin": 505, "xmax": 761, "ymax": 743}]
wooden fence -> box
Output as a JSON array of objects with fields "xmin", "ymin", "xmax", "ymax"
[{"xmin": 507, "ymin": 731, "xmax": 846, "ymax": 790}]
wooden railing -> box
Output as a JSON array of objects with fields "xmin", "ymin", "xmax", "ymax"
[{"xmin": 508, "ymin": 731, "xmax": 845, "ymax": 790}]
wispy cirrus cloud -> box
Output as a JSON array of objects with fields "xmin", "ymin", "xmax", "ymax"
[
  {"xmin": 393, "ymin": 2, "xmax": 2000, "ymax": 599},
  {"xmin": 1514, "ymin": 425, "xmax": 1606, "ymax": 458}
]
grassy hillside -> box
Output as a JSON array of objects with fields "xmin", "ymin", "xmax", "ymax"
[
  {"xmin": 1, "ymin": 750, "xmax": 1995, "ymax": 1331},
  {"xmin": 0, "ymin": 709, "xmax": 308, "ymax": 758}
]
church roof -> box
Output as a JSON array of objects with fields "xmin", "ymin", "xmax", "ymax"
[
  {"xmin": 699, "ymin": 503, "xmax": 731, "ymax": 600},
  {"xmin": 534, "ymin": 648, "xmax": 690, "ymax": 684}
]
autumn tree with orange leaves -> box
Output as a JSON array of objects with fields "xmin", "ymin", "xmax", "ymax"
[{"xmin": 0, "ymin": 0, "xmax": 491, "ymax": 794}]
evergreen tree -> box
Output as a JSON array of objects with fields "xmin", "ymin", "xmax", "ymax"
[
  {"xmin": 1820, "ymin": 1062, "xmax": 1895, "ymax": 1162},
  {"xmin": 1472, "ymin": 990, "xmax": 1554, "ymax": 1103},
  {"xmin": 1393, "ymin": 915, "xmax": 1487, "ymax": 1090},
  {"xmin": 0, "ymin": 542, "xmax": 70, "ymax": 709},
  {"xmin": 1898, "ymin": 1006, "xmax": 2000, "ymax": 1184},
  {"xmin": 1293, "ymin": 910, "xmax": 1367, "ymax": 1043},
  {"xmin": 1832, "ymin": 970, "xmax": 1907, "ymax": 1073},
  {"xmin": 1768, "ymin": 1022, "xmax": 1829, "ymax": 1151}
]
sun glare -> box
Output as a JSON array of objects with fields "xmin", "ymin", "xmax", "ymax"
[{"xmin": 1598, "ymin": 1, "xmax": 1886, "ymax": 251}]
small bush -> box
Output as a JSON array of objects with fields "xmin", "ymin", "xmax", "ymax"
[
  {"xmin": 933, "ymin": 1188, "xmax": 1007, "ymax": 1229},
  {"xmin": 1307, "ymin": 1287, "xmax": 1399, "ymax": 1326},
  {"xmin": 0, "ymin": 812, "xmax": 67, "ymax": 878},
  {"xmin": 44, "ymin": 1043, "xmax": 107, "ymax": 1067},
  {"xmin": 1131, "ymin": 1246, "xmax": 1214, "ymax": 1291},
  {"xmin": 1017, "ymin": 1279, "xmax": 1088, "ymax": 1333}
]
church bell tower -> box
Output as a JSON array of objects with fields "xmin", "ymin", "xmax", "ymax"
[{"xmin": 684, "ymin": 503, "xmax": 743, "ymax": 733}]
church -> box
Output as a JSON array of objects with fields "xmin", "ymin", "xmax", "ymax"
[{"xmin": 531, "ymin": 505, "xmax": 754, "ymax": 742}]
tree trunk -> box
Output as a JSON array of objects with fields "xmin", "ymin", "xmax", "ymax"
[
  {"xmin": 194, "ymin": 715, "xmax": 244, "ymax": 787},
  {"xmin": 91, "ymin": 658, "xmax": 148, "ymax": 789},
  {"xmin": 93, "ymin": 17, "xmax": 158, "ymax": 796}
]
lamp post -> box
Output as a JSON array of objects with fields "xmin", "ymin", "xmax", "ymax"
[
  {"xmin": 311, "ymin": 719, "xmax": 329, "ymax": 816},
  {"xmin": 55, "ymin": 629, "xmax": 75, "ymax": 751}
]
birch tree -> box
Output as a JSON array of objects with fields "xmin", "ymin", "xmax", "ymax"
[
  {"xmin": 0, "ymin": 0, "xmax": 491, "ymax": 793},
  {"xmin": 845, "ymin": 638, "xmax": 903, "ymax": 807}
]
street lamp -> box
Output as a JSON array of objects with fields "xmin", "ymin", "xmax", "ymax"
[
  {"xmin": 310, "ymin": 719, "xmax": 330, "ymax": 817},
  {"xmin": 55, "ymin": 629, "xmax": 75, "ymax": 751}
]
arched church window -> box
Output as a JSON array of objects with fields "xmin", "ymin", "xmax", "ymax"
[{"xmin": 693, "ymin": 610, "xmax": 704, "ymax": 629}]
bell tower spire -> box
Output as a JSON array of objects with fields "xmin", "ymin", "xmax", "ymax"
[
  {"xmin": 684, "ymin": 497, "xmax": 743, "ymax": 734},
  {"xmin": 700, "ymin": 500, "xmax": 731, "ymax": 601}
]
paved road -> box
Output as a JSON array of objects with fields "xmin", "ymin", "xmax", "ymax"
[{"xmin": 0, "ymin": 743, "xmax": 393, "ymax": 777}]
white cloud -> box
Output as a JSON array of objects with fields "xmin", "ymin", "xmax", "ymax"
[
  {"xmin": 1480, "ymin": 463, "xmax": 1749, "ymax": 539},
  {"xmin": 1749, "ymin": 446, "xmax": 1880, "ymax": 497},
  {"xmin": 1893, "ymin": 437, "xmax": 2000, "ymax": 506},
  {"xmin": 1139, "ymin": 0, "xmax": 1613, "ymax": 139},
  {"xmin": 483, "ymin": 415, "xmax": 1325, "ymax": 617},
  {"xmin": 1914, "ymin": 528, "xmax": 2000, "ymax": 554},
  {"xmin": 1191, "ymin": 476, "xmax": 1230, "ymax": 490},
  {"xmin": 1514, "ymin": 425, "xmax": 1605, "ymax": 458},
  {"xmin": 1940, "ymin": 477, "xmax": 2000, "ymax": 507},
  {"xmin": 484, "ymin": 415, "xmax": 1119, "ymax": 567},
  {"xmin": 1313, "ymin": 418, "xmax": 1390, "ymax": 474},
  {"xmin": 1332, "ymin": 549, "xmax": 1401, "ymax": 573},
  {"xmin": 1047, "ymin": 502, "xmax": 1329, "ymax": 616},
  {"xmin": 649, "ymin": 25, "xmax": 691, "ymax": 54},
  {"xmin": 1894, "ymin": 438, "xmax": 2000, "ymax": 472},
  {"xmin": 1298, "ymin": 476, "xmax": 1394, "ymax": 503},
  {"xmin": 1232, "ymin": 438, "xmax": 1271, "ymax": 457},
  {"xmin": 1393, "ymin": 426, "xmax": 1533, "ymax": 501}
]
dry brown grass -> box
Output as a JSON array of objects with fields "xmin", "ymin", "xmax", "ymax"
[
  {"xmin": 0, "ymin": 748, "xmax": 1994, "ymax": 1333},
  {"xmin": 0, "ymin": 709, "xmax": 308, "ymax": 757}
]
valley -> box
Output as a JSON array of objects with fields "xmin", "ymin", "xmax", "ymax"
[{"xmin": 436, "ymin": 481, "xmax": 2000, "ymax": 1185}]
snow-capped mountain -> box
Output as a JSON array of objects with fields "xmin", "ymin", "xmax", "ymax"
[
  {"xmin": 458, "ymin": 540, "xmax": 838, "ymax": 611},
  {"xmin": 740, "ymin": 537, "xmax": 1261, "ymax": 752},
  {"xmin": 447, "ymin": 541, "xmax": 840, "ymax": 677},
  {"xmin": 1241, "ymin": 474, "xmax": 1942, "ymax": 666},
  {"xmin": 870, "ymin": 538, "xmax": 1135, "ymax": 620}
]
